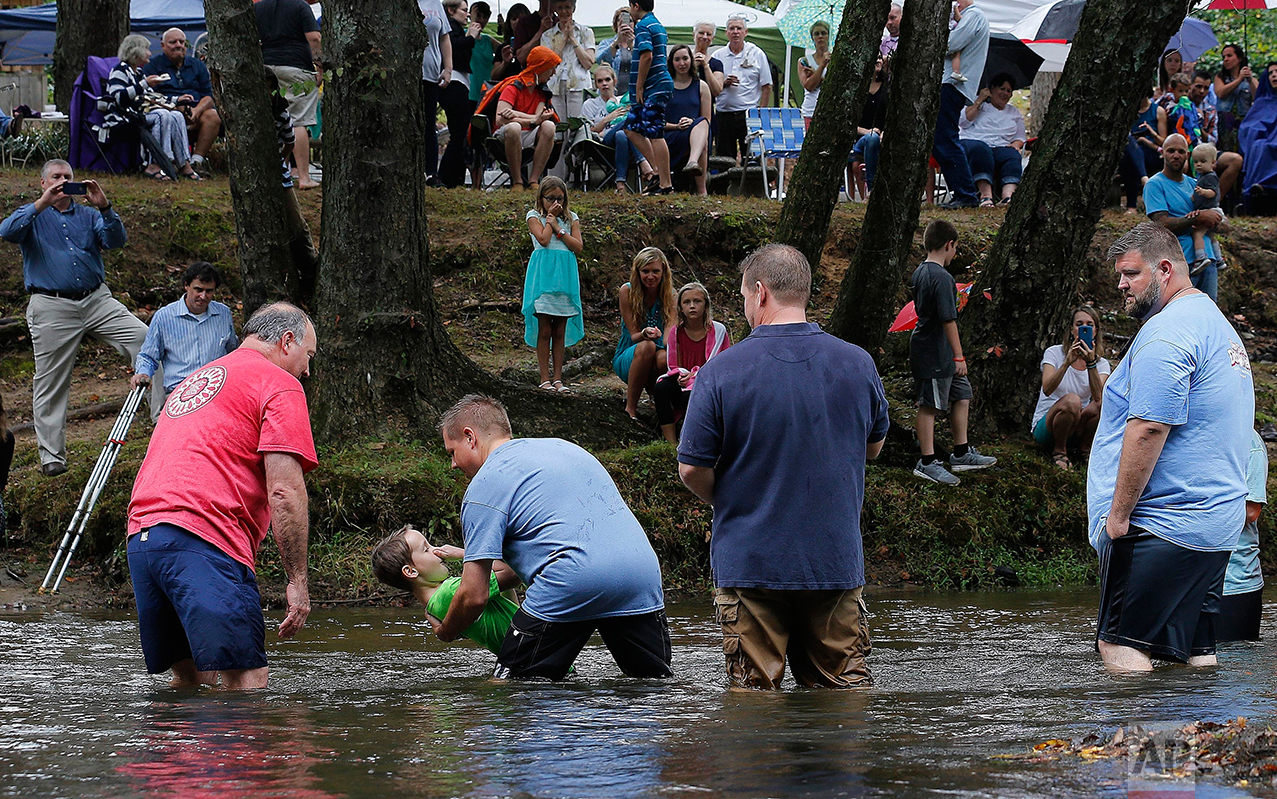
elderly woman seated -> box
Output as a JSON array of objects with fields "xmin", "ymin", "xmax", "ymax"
[
  {"xmin": 957, "ymin": 72, "xmax": 1024, "ymax": 207},
  {"xmin": 105, "ymin": 34, "xmax": 201, "ymax": 181}
]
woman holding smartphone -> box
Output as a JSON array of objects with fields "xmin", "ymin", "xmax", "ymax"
[{"xmin": 1030, "ymin": 305, "xmax": 1111, "ymax": 470}]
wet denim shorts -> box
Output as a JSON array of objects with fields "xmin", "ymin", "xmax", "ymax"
[{"xmin": 127, "ymin": 523, "xmax": 267, "ymax": 674}]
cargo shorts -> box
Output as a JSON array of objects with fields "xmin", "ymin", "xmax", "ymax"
[{"xmin": 713, "ymin": 586, "xmax": 873, "ymax": 690}]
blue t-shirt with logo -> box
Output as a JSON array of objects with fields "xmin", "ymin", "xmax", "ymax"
[
  {"xmin": 1224, "ymin": 429, "xmax": 1268, "ymax": 595},
  {"xmin": 1144, "ymin": 171, "xmax": 1213, "ymax": 266},
  {"xmin": 678, "ymin": 323, "xmax": 890, "ymax": 590},
  {"xmin": 631, "ymin": 13, "xmax": 674, "ymax": 101},
  {"xmin": 460, "ymin": 438, "xmax": 665, "ymax": 622},
  {"xmin": 1087, "ymin": 293, "xmax": 1254, "ymax": 552}
]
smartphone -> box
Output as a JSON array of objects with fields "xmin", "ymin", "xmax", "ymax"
[
  {"xmin": 619, "ymin": 9, "xmax": 631, "ymax": 25},
  {"xmin": 61, "ymin": 182, "xmax": 87, "ymax": 195},
  {"xmin": 1078, "ymin": 324, "xmax": 1094, "ymax": 349}
]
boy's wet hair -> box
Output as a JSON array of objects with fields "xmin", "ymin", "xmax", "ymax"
[{"xmin": 370, "ymin": 525, "xmax": 416, "ymax": 592}]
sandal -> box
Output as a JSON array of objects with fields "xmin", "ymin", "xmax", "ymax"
[
  {"xmin": 978, "ymin": 197, "xmax": 996, "ymax": 208},
  {"xmin": 553, "ymin": 380, "xmax": 570, "ymax": 394},
  {"xmin": 182, "ymin": 170, "xmax": 204, "ymax": 181},
  {"xmin": 1051, "ymin": 452, "xmax": 1071, "ymax": 470},
  {"xmin": 538, "ymin": 381, "xmax": 555, "ymax": 391},
  {"xmin": 145, "ymin": 170, "xmax": 172, "ymax": 181}
]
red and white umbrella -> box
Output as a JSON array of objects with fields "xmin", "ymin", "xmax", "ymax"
[
  {"xmin": 1205, "ymin": 0, "xmax": 1277, "ymax": 51},
  {"xmin": 1206, "ymin": 0, "xmax": 1277, "ymax": 9}
]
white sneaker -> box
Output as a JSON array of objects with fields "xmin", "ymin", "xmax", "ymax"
[{"xmin": 950, "ymin": 71, "xmax": 968, "ymax": 83}]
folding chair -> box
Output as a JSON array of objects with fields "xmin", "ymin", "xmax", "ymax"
[
  {"xmin": 472, "ymin": 115, "xmax": 565, "ymax": 190},
  {"xmin": 568, "ymin": 133, "xmax": 619, "ymax": 191},
  {"xmin": 70, "ymin": 56, "xmax": 179, "ymax": 180},
  {"xmin": 746, "ymin": 108, "xmax": 805, "ymax": 200}
]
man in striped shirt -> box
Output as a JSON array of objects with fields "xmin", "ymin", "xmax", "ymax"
[{"xmin": 131, "ymin": 262, "xmax": 238, "ymax": 420}]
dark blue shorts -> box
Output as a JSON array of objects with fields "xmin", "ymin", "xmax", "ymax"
[
  {"xmin": 624, "ymin": 95, "xmax": 670, "ymax": 139},
  {"xmin": 127, "ymin": 523, "xmax": 267, "ymax": 674}
]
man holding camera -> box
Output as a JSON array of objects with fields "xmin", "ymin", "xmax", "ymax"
[
  {"xmin": 0, "ymin": 160, "xmax": 158, "ymax": 476},
  {"xmin": 143, "ymin": 28, "xmax": 222, "ymax": 173}
]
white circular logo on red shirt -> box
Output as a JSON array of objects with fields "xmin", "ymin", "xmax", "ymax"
[{"xmin": 165, "ymin": 364, "xmax": 227, "ymax": 418}]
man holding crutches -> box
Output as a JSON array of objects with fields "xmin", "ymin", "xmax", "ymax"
[{"xmin": 126, "ymin": 302, "xmax": 318, "ymax": 690}]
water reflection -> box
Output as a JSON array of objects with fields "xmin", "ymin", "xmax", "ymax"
[{"xmin": 115, "ymin": 697, "xmax": 338, "ymax": 799}]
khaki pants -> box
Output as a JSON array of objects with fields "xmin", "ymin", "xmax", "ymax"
[
  {"xmin": 26, "ymin": 285, "xmax": 162, "ymax": 466},
  {"xmin": 714, "ymin": 586, "xmax": 873, "ymax": 690}
]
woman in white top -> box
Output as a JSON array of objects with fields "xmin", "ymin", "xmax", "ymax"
[
  {"xmin": 797, "ymin": 21, "xmax": 830, "ymax": 128},
  {"xmin": 1031, "ymin": 306, "xmax": 1111, "ymax": 470}
]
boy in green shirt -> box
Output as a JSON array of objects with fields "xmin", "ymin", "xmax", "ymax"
[{"xmin": 371, "ymin": 525, "xmax": 520, "ymax": 655}]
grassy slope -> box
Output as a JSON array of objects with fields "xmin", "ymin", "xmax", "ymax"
[{"xmin": 2, "ymin": 174, "xmax": 1275, "ymax": 602}]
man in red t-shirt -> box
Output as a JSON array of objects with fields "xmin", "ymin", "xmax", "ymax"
[
  {"xmin": 496, "ymin": 46, "xmax": 561, "ymax": 190},
  {"xmin": 127, "ymin": 302, "xmax": 318, "ymax": 689}
]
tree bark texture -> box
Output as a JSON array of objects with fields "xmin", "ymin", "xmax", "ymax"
[
  {"xmin": 310, "ymin": 0, "xmax": 647, "ymax": 450},
  {"xmin": 52, "ymin": 0, "xmax": 128, "ymax": 112},
  {"xmin": 962, "ymin": 0, "xmax": 1194, "ymax": 432},
  {"xmin": 827, "ymin": 0, "xmax": 950, "ymax": 354},
  {"xmin": 205, "ymin": 0, "xmax": 299, "ymax": 316},
  {"xmin": 774, "ymin": 0, "xmax": 892, "ymax": 273}
]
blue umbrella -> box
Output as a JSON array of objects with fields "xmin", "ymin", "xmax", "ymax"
[
  {"xmin": 1164, "ymin": 17, "xmax": 1219, "ymax": 63},
  {"xmin": 777, "ymin": 0, "xmax": 843, "ymax": 50}
]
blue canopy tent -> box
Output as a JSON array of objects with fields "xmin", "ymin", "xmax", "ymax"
[{"xmin": 0, "ymin": 0, "xmax": 209, "ymax": 66}]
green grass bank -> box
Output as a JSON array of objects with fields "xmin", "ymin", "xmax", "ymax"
[{"xmin": 1, "ymin": 174, "xmax": 1275, "ymax": 604}]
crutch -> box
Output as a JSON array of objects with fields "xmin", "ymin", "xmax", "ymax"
[{"xmin": 39, "ymin": 384, "xmax": 148, "ymax": 594}]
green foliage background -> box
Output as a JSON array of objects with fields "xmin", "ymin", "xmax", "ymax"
[{"xmin": 1195, "ymin": 9, "xmax": 1277, "ymax": 73}]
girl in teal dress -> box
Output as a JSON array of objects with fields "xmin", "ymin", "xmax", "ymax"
[
  {"xmin": 523, "ymin": 177, "xmax": 584, "ymax": 392},
  {"xmin": 612, "ymin": 247, "xmax": 676, "ymax": 419}
]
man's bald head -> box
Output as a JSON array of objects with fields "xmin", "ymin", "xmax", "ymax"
[{"xmin": 1163, "ymin": 133, "xmax": 1188, "ymax": 151}]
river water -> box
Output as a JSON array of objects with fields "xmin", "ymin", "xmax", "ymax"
[{"xmin": 1, "ymin": 588, "xmax": 1273, "ymax": 798}]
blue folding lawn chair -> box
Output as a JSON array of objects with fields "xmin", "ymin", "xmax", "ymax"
[{"xmin": 746, "ymin": 107, "xmax": 806, "ymax": 199}]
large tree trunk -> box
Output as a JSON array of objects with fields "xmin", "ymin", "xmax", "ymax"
[
  {"xmin": 774, "ymin": 0, "xmax": 891, "ymax": 273},
  {"xmin": 963, "ymin": 0, "xmax": 1193, "ymax": 431},
  {"xmin": 52, "ymin": 0, "xmax": 128, "ymax": 112},
  {"xmin": 827, "ymin": 0, "xmax": 950, "ymax": 353},
  {"xmin": 310, "ymin": 0, "xmax": 645, "ymax": 450},
  {"xmin": 205, "ymin": 0, "xmax": 299, "ymax": 316}
]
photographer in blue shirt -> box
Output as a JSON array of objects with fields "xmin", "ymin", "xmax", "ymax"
[
  {"xmin": 142, "ymin": 28, "xmax": 222, "ymax": 172},
  {"xmin": 0, "ymin": 161, "xmax": 159, "ymax": 476}
]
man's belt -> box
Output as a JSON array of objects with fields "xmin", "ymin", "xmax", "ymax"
[{"xmin": 29, "ymin": 285, "xmax": 100, "ymax": 301}]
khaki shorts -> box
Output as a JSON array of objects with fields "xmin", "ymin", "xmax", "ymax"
[
  {"xmin": 714, "ymin": 586, "xmax": 872, "ymax": 689},
  {"xmin": 268, "ymin": 64, "xmax": 320, "ymax": 127}
]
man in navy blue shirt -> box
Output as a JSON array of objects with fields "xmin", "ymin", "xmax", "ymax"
[
  {"xmin": 0, "ymin": 161, "xmax": 157, "ymax": 476},
  {"xmin": 679, "ymin": 243, "xmax": 890, "ymax": 689},
  {"xmin": 143, "ymin": 28, "xmax": 222, "ymax": 172}
]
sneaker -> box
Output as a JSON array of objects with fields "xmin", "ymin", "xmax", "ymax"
[
  {"xmin": 949, "ymin": 446, "xmax": 997, "ymax": 472},
  {"xmin": 950, "ymin": 71, "xmax": 968, "ymax": 83},
  {"xmin": 1189, "ymin": 257, "xmax": 1210, "ymax": 276},
  {"xmin": 41, "ymin": 462, "xmax": 67, "ymax": 477},
  {"xmin": 914, "ymin": 459, "xmax": 960, "ymax": 485},
  {"xmin": 1216, "ymin": 258, "xmax": 1229, "ymax": 271}
]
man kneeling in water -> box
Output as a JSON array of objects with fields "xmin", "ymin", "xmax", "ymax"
[{"xmin": 371, "ymin": 526, "xmax": 521, "ymax": 656}]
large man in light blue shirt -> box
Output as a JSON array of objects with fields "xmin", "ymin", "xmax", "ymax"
[
  {"xmin": 0, "ymin": 160, "xmax": 157, "ymax": 476},
  {"xmin": 131, "ymin": 262, "xmax": 238, "ymax": 421},
  {"xmin": 932, "ymin": 0, "xmax": 988, "ymax": 208},
  {"xmin": 432, "ymin": 395, "xmax": 671, "ymax": 681},
  {"xmin": 1143, "ymin": 133, "xmax": 1228, "ymax": 301},
  {"xmin": 1087, "ymin": 223, "xmax": 1254, "ymax": 673}
]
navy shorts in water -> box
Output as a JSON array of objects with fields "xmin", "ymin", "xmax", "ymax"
[
  {"xmin": 127, "ymin": 523, "xmax": 267, "ymax": 674},
  {"xmin": 1096, "ymin": 527, "xmax": 1229, "ymax": 662}
]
